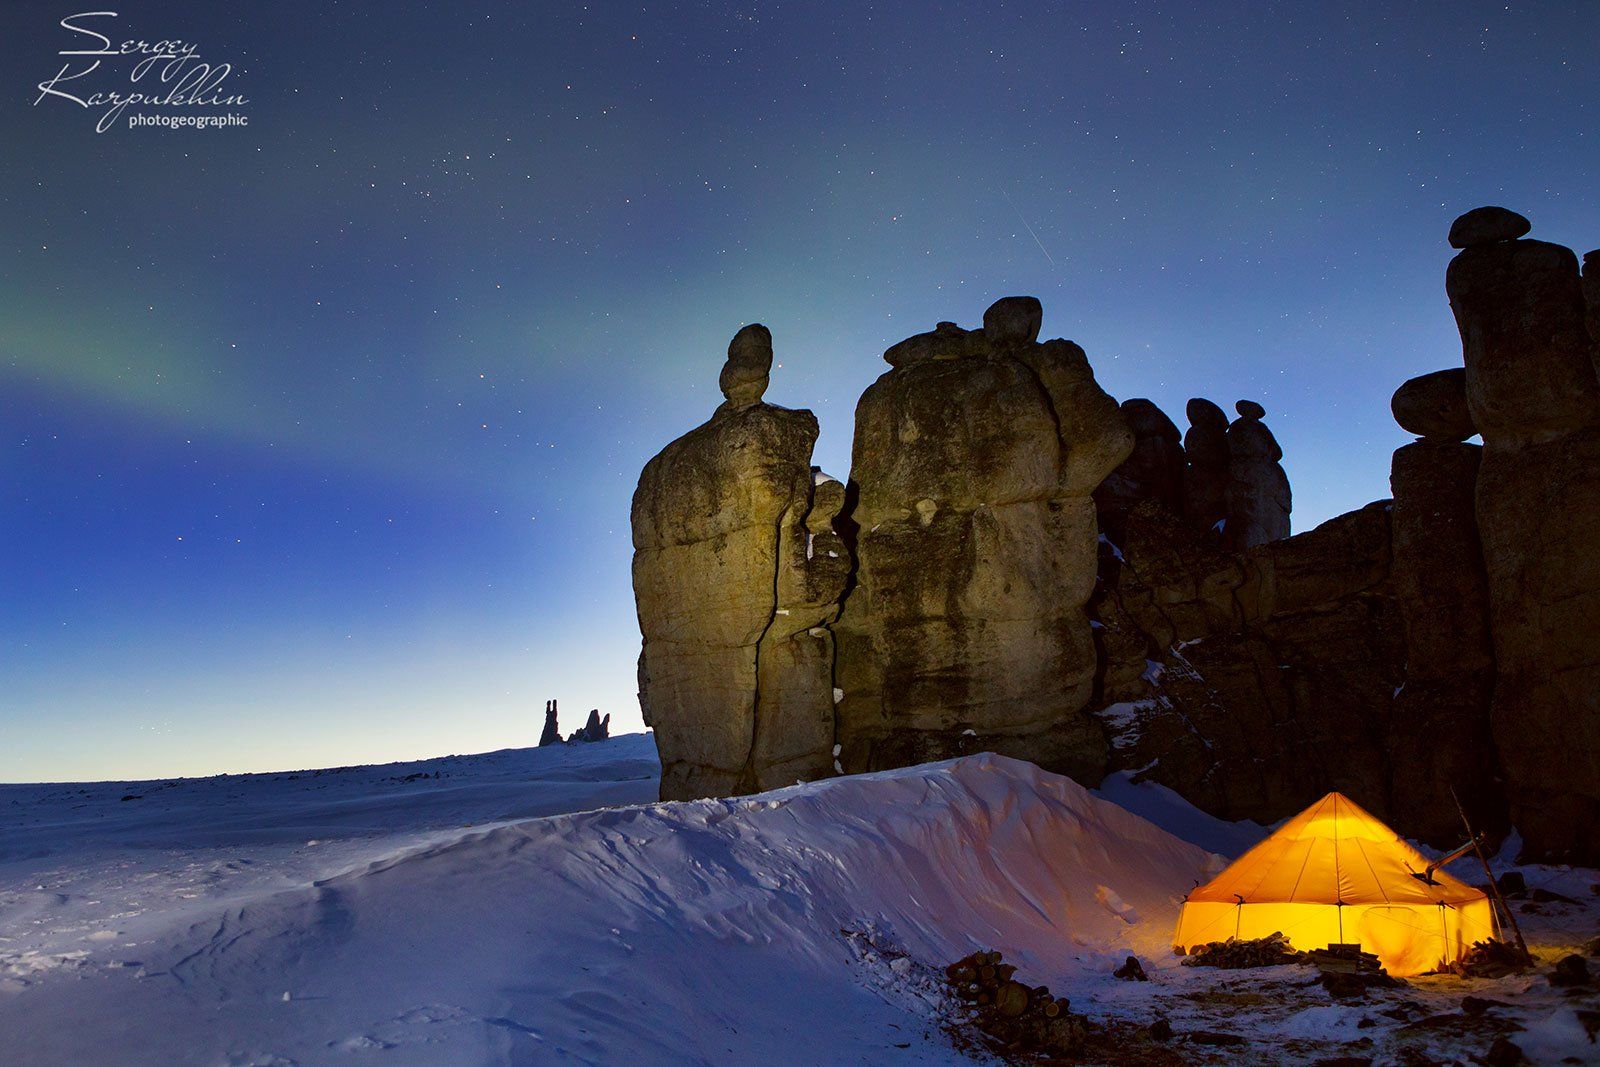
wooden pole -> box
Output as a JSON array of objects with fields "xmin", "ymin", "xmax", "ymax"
[{"xmin": 1450, "ymin": 787, "xmax": 1528, "ymax": 958}]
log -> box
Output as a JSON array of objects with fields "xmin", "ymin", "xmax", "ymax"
[{"xmin": 994, "ymin": 981, "xmax": 1030, "ymax": 1018}]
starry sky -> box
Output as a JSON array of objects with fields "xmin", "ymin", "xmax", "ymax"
[{"xmin": 3, "ymin": 2, "xmax": 1596, "ymax": 782}]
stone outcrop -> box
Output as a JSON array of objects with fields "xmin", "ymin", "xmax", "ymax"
[
  {"xmin": 630, "ymin": 214, "xmax": 1600, "ymax": 863},
  {"xmin": 1180, "ymin": 398, "xmax": 1230, "ymax": 537},
  {"xmin": 569, "ymin": 708, "xmax": 611, "ymax": 743},
  {"xmin": 1386, "ymin": 366, "xmax": 1502, "ymax": 841},
  {"xmin": 538, "ymin": 699, "xmax": 561, "ymax": 747},
  {"xmin": 1096, "ymin": 399, "xmax": 1184, "ymax": 543},
  {"xmin": 1224, "ymin": 401, "xmax": 1291, "ymax": 550},
  {"xmin": 632, "ymin": 325, "xmax": 849, "ymax": 800},
  {"xmin": 1095, "ymin": 500, "xmax": 1409, "ymax": 831},
  {"xmin": 1448, "ymin": 211, "xmax": 1600, "ymax": 861},
  {"xmin": 1584, "ymin": 250, "xmax": 1599, "ymax": 345},
  {"xmin": 1448, "ymin": 206, "xmax": 1531, "ymax": 250},
  {"xmin": 832, "ymin": 297, "xmax": 1131, "ymax": 783},
  {"xmin": 1391, "ymin": 369, "xmax": 1476, "ymax": 441}
]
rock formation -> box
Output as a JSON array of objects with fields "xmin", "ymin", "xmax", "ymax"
[
  {"xmin": 632, "ymin": 325, "xmax": 849, "ymax": 800},
  {"xmin": 1096, "ymin": 500, "xmax": 1406, "ymax": 830},
  {"xmin": 538, "ymin": 699, "xmax": 561, "ymax": 747},
  {"xmin": 569, "ymin": 708, "xmax": 611, "ymax": 743},
  {"xmin": 1224, "ymin": 401, "xmax": 1291, "ymax": 549},
  {"xmin": 1584, "ymin": 250, "xmax": 1600, "ymax": 345},
  {"xmin": 832, "ymin": 296, "xmax": 1131, "ymax": 783},
  {"xmin": 1448, "ymin": 208, "xmax": 1600, "ymax": 861},
  {"xmin": 1095, "ymin": 398, "xmax": 1184, "ymax": 543},
  {"xmin": 1180, "ymin": 398, "xmax": 1230, "ymax": 537},
  {"xmin": 1447, "ymin": 206, "xmax": 1531, "ymax": 250},
  {"xmin": 1391, "ymin": 369, "xmax": 1475, "ymax": 442},
  {"xmin": 629, "ymin": 216, "xmax": 1600, "ymax": 863},
  {"xmin": 1386, "ymin": 370, "xmax": 1503, "ymax": 842}
]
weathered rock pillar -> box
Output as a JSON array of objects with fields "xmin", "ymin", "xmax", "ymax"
[
  {"xmin": 1095, "ymin": 398, "xmax": 1185, "ymax": 544},
  {"xmin": 1224, "ymin": 401, "xmax": 1291, "ymax": 549},
  {"xmin": 1447, "ymin": 206, "xmax": 1600, "ymax": 861},
  {"xmin": 833, "ymin": 296, "xmax": 1132, "ymax": 781},
  {"xmin": 1386, "ymin": 368, "xmax": 1503, "ymax": 842},
  {"xmin": 632, "ymin": 325, "xmax": 850, "ymax": 800},
  {"xmin": 1180, "ymin": 398, "xmax": 1230, "ymax": 538}
]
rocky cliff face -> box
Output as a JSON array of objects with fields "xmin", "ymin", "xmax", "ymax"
[
  {"xmin": 832, "ymin": 297, "xmax": 1131, "ymax": 783},
  {"xmin": 1094, "ymin": 499, "xmax": 1407, "ymax": 831},
  {"xmin": 631, "ymin": 208, "xmax": 1600, "ymax": 863},
  {"xmin": 1448, "ymin": 209, "xmax": 1600, "ymax": 861},
  {"xmin": 1386, "ymin": 368, "xmax": 1502, "ymax": 844}
]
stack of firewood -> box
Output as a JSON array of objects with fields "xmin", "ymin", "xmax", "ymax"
[
  {"xmin": 944, "ymin": 950, "xmax": 1067, "ymax": 1019},
  {"xmin": 1306, "ymin": 943, "xmax": 1381, "ymax": 974},
  {"xmin": 1180, "ymin": 931, "xmax": 1304, "ymax": 969},
  {"xmin": 943, "ymin": 950, "xmax": 1086, "ymax": 1059},
  {"xmin": 1444, "ymin": 939, "xmax": 1530, "ymax": 979}
]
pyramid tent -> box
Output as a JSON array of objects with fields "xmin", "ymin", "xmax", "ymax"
[{"xmin": 1173, "ymin": 791, "xmax": 1496, "ymax": 976}]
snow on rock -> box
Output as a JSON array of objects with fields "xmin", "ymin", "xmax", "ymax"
[{"xmin": 0, "ymin": 746, "xmax": 1215, "ymax": 1065}]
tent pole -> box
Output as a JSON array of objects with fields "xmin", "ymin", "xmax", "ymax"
[{"xmin": 1449, "ymin": 787, "xmax": 1527, "ymax": 958}]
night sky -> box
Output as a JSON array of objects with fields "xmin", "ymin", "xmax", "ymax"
[{"xmin": 3, "ymin": 2, "xmax": 1596, "ymax": 782}]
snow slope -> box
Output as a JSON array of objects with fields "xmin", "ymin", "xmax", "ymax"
[
  {"xmin": 1, "ymin": 739, "xmax": 1218, "ymax": 1065},
  {"xmin": 5, "ymin": 735, "xmax": 1597, "ymax": 1065},
  {"xmin": 0, "ymin": 738, "xmax": 660, "ymax": 1009}
]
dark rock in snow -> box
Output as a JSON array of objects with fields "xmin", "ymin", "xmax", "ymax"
[
  {"xmin": 1550, "ymin": 954, "xmax": 1590, "ymax": 987},
  {"xmin": 1113, "ymin": 956, "xmax": 1147, "ymax": 981},
  {"xmin": 1461, "ymin": 995, "xmax": 1511, "ymax": 1016},
  {"xmin": 1484, "ymin": 1035, "xmax": 1527, "ymax": 1066}
]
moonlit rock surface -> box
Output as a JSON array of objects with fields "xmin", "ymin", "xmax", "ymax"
[{"xmin": 835, "ymin": 296, "xmax": 1132, "ymax": 784}]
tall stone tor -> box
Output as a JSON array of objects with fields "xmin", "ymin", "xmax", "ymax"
[
  {"xmin": 1447, "ymin": 207, "xmax": 1600, "ymax": 860},
  {"xmin": 631, "ymin": 325, "xmax": 849, "ymax": 800},
  {"xmin": 832, "ymin": 297, "xmax": 1133, "ymax": 782},
  {"xmin": 629, "ymin": 228, "xmax": 1600, "ymax": 866}
]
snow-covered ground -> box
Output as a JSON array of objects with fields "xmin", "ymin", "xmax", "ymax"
[{"xmin": 2, "ymin": 734, "xmax": 1596, "ymax": 1065}]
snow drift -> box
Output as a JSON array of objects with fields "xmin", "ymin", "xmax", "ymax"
[{"xmin": 2, "ymin": 750, "xmax": 1217, "ymax": 1065}]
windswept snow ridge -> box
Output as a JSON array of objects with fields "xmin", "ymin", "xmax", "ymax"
[
  {"xmin": 1, "ymin": 742, "xmax": 1215, "ymax": 1065},
  {"xmin": 6, "ymin": 738, "xmax": 1596, "ymax": 1065}
]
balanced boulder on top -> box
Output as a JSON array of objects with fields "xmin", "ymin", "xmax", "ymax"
[
  {"xmin": 1447, "ymin": 206, "xmax": 1531, "ymax": 249},
  {"xmin": 1392, "ymin": 368, "xmax": 1475, "ymax": 441}
]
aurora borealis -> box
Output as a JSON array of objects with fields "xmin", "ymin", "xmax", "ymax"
[{"xmin": 3, "ymin": 2, "xmax": 1597, "ymax": 781}]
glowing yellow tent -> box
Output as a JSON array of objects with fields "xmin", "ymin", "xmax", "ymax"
[{"xmin": 1173, "ymin": 791, "xmax": 1496, "ymax": 976}]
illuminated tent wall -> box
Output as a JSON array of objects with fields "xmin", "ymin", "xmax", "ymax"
[{"xmin": 1173, "ymin": 792, "xmax": 1496, "ymax": 976}]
